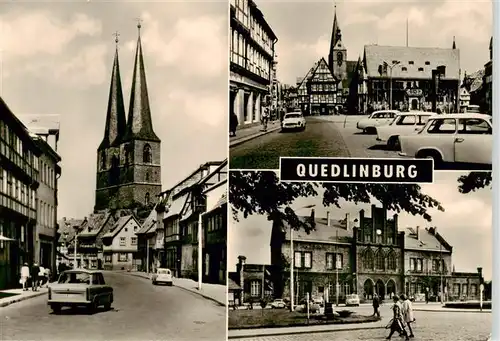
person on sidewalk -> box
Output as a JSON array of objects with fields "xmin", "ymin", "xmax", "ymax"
[
  {"xmin": 38, "ymin": 264, "xmax": 46, "ymax": 287},
  {"xmin": 372, "ymin": 294, "xmax": 380, "ymax": 318},
  {"xmin": 261, "ymin": 107, "xmax": 269, "ymax": 132},
  {"xmin": 230, "ymin": 113, "xmax": 238, "ymax": 137},
  {"xmin": 401, "ymin": 294, "xmax": 415, "ymax": 338},
  {"xmin": 386, "ymin": 296, "xmax": 409, "ymax": 340},
  {"xmin": 44, "ymin": 266, "xmax": 51, "ymax": 286},
  {"xmin": 31, "ymin": 263, "xmax": 40, "ymax": 291},
  {"xmin": 20, "ymin": 263, "xmax": 30, "ymax": 291}
]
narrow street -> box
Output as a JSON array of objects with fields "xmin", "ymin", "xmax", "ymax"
[{"xmin": 0, "ymin": 272, "xmax": 226, "ymax": 341}]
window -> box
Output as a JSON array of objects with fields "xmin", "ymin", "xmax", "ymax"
[
  {"xmin": 453, "ymin": 283, "xmax": 460, "ymax": 295},
  {"xmin": 408, "ymin": 61, "xmax": 414, "ymax": 65},
  {"xmin": 462, "ymin": 284, "xmax": 468, "ymax": 296},
  {"xmin": 401, "ymin": 67, "xmax": 408, "ymax": 71},
  {"xmin": 457, "ymin": 119, "xmax": 492, "ymax": 135},
  {"xmin": 396, "ymin": 115, "xmax": 417, "ymax": 125},
  {"xmin": 326, "ymin": 253, "xmax": 343, "ymax": 269},
  {"xmin": 145, "ymin": 192, "xmax": 150, "ymax": 205},
  {"xmin": 131, "ymin": 237, "xmax": 137, "ymax": 245},
  {"xmin": 471, "ymin": 284, "xmax": 477, "ymax": 296},
  {"xmin": 294, "ymin": 251, "xmax": 312, "ymax": 268},
  {"xmin": 427, "ymin": 118, "xmax": 456, "ymax": 134},
  {"xmin": 363, "ymin": 250, "xmax": 374, "ymax": 269},
  {"xmin": 250, "ymin": 280, "xmax": 260, "ymax": 297},
  {"xmin": 416, "ymin": 259, "xmax": 423, "ymax": 272},
  {"xmin": 375, "ymin": 251, "xmax": 385, "ymax": 270},
  {"xmin": 326, "ymin": 253, "xmax": 334, "ymax": 269},
  {"xmin": 143, "ymin": 144, "xmax": 152, "ymax": 163},
  {"xmin": 418, "ymin": 67, "xmax": 424, "ymax": 72},
  {"xmin": 432, "ymin": 259, "xmax": 440, "ymax": 272},
  {"xmin": 387, "ymin": 251, "xmax": 396, "ymax": 270},
  {"xmin": 120, "ymin": 237, "xmax": 126, "ymax": 246},
  {"xmin": 118, "ymin": 253, "xmax": 128, "ymax": 262},
  {"xmin": 100, "ymin": 151, "xmax": 106, "ymax": 170},
  {"xmin": 145, "ymin": 171, "xmax": 150, "ymax": 182},
  {"xmin": 409, "ymin": 258, "xmax": 423, "ymax": 271},
  {"xmin": 425, "ymin": 61, "xmax": 430, "ymax": 65}
]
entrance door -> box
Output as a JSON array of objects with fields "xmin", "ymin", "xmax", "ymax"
[
  {"xmin": 243, "ymin": 93, "xmax": 250, "ymax": 123},
  {"xmin": 376, "ymin": 279, "xmax": 385, "ymax": 300},
  {"xmin": 230, "ymin": 90, "xmax": 236, "ymax": 117},
  {"xmin": 411, "ymin": 98, "xmax": 419, "ymax": 110}
]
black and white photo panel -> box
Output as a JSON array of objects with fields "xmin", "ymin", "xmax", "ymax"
[
  {"xmin": 228, "ymin": 170, "xmax": 493, "ymax": 340},
  {"xmin": 228, "ymin": 0, "xmax": 492, "ymax": 172}
]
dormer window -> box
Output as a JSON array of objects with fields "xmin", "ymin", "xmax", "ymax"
[
  {"xmin": 425, "ymin": 61, "xmax": 430, "ymax": 65},
  {"xmin": 408, "ymin": 61, "xmax": 414, "ymax": 65},
  {"xmin": 402, "ymin": 67, "xmax": 408, "ymax": 71},
  {"xmin": 418, "ymin": 67, "xmax": 424, "ymax": 72},
  {"xmin": 392, "ymin": 60, "xmax": 398, "ymax": 64}
]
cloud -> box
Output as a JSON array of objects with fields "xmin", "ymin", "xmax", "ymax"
[
  {"xmin": 129, "ymin": 12, "xmax": 227, "ymax": 79},
  {"xmin": 377, "ymin": 7, "xmax": 427, "ymax": 31}
]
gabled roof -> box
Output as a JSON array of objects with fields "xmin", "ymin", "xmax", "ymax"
[
  {"xmin": 363, "ymin": 45, "xmax": 460, "ymax": 80},
  {"xmin": 102, "ymin": 215, "xmax": 139, "ymax": 239},
  {"xmin": 164, "ymin": 192, "xmax": 189, "ymax": 220},
  {"xmin": 404, "ymin": 227, "xmax": 451, "ymax": 252},
  {"xmin": 77, "ymin": 212, "xmax": 112, "ymax": 238},
  {"xmin": 282, "ymin": 216, "xmax": 354, "ymax": 243},
  {"xmin": 57, "ymin": 218, "xmax": 84, "ymax": 243},
  {"xmin": 136, "ymin": 208, "xmax": 157, "ymax": 235},
  {"xmin": 297, "ymin": 61, "xmax": 319, "ymax": 89}
]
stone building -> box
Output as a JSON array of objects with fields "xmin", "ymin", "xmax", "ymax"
[
  {"xmin": 0, "ymin": 97, "xmax": 41, "ymax": 289},
  {"xmin": 95, "ymin": 24, "xmax": 161, "ymax": 212},
  {"xmin": 230, "ymin": 0, "xmax": 278, "ymax": 128},
  {"xmin": 483, "ymin": 37, "xmax": 493, "ymax": 115},
  {"xmin": 262, "ymin": 205, "xmax": 482, "ymax": 303},
  {"xmin": 102, "ymin": 215, "xmax": 141, "ymax": 270}
]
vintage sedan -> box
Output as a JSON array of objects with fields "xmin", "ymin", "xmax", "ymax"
[
  {"xmin": 356, "ymin": 110, "xmax": 400, "ymax": 134},
  {"xmin": 375, "ymin": 111, "xmax": 435, "ymax": 149},
  {"xmin": 152, "ymin": 268, "xmax": 173, "ymax": 286},
  {"xmin": 399, "ymin": 113, "xmax": 492, "ymax": 166},
  {"xmin": 48, "ymin": 269, "xmax": 113, "ymax": 313},
  {"xmin": 270, "ymin": 299, "xmax": 287, "ymax": 309},
  {"xmin": 281, "ymin": 112, "xmax": 306, "ymax": 131},
  {"xmin": 345, "ymin": 294, "xmax": 360, "ymax": 307}
]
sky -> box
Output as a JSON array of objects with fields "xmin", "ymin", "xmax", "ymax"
[
  {"xmin": 0, "ymin": 1, "xmax": 228, "ymax": 219},
  {"xmin": 228, "ymin": 171, "xmax": 493, "ymax": 280},
  {"xmin": 255, "ymin": 0, "xmax": 493, "ymax": 85}
]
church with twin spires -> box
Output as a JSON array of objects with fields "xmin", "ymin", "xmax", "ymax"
[{"xmin": 94, "ymin": 23, "xmax": 162, "ymax": 212}]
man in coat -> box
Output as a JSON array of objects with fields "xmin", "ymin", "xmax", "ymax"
[
  {"xmin": 401, "ymin": 294, "xmax": 415, "ymax": 338},
  {"xmin": 31, "ymin": 262, "xmax": 40, "ymax": 291}
]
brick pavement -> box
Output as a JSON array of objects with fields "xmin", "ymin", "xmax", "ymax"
[{"xmin": 230, "ymin": 121, "xmax": 281, "ymax": 148}]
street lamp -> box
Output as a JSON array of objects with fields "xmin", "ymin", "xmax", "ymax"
[
  {"xmin": 290, "ymin": 204, "xmax": 316, "ymax": 311},
  {"xmin": 73, "ymin": 226, "xmax": 78, "ymax": 269},
  {"xmin": 383, "ymin": 60, "xmax": 400, "ymax": 110}
]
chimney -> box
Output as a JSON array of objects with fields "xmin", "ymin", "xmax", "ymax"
[
  {"xmin": 326, "ymin": 211, "xmax": 331, "ymax": 226},
  {"xmin": 345, "ymin": 212, "xmax": 350, "ymax": 230},
  {"xmin": 310, "ymin": 208, "xmax": 315, "ymax": 222},
  {"xmin": 416, "ymin": 226, "xmax": 420, "ymax": 240}
]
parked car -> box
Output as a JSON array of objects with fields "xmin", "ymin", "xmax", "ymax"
[
  {"xmin": 312, "ymin": 296, "xmax": 324, "ymax": 307},
  {"xmin": 466, "ymin": 104, "xmax": 481, "ymax": 113},
  {"xmin": 270, "ymin": 299, "xmax": 287, "ymax": 309},
  {"xmin": 356, "ymin": 110, "xmax": 400, "ymax": 134},
  {"xmin": 345, "ymin": 294, "xmax": 360, "ymax": 306},
  {"xmin": 281, "ymin": 112, "xmax": 306, "ymax": 131},
  {"xmin": 399, "ymin": 113, "xmax": 492, "ymax": 166},
  {"xmin": 152, "ymin": 268, "xmax": 173, "ymax": 286},
  {"xmin": 376, "ymin": 111, "xmax": 435, "ymax": 149},
  {"xmin": 48, "ymin": 269, "xmax": 113, "ymax": 313}
]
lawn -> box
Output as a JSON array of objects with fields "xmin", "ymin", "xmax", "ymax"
[{"xmin": 228, "ymin": 309, "xmax": 379, "ymax": 329}]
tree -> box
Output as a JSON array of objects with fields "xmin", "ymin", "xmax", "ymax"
[{"xmin": 457, "ymin": 172, "xmax": 492, "ymax": 194}]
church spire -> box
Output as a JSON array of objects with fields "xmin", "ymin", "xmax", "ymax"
[
  {"xmin": 124, "ymin": 20, "xmax": 160, "ymax": 143},
  {"xmin": 328, "ymin": 2, "xmax": 342, "ymax": 74},
  {"xmin": 452, "ymin": 36, "xmax": 456, "ymax": 49},
  {"xmin": 99, "ymin": 32, "xmax": 127, "ymax": 150}
]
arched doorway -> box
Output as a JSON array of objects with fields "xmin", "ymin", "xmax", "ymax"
[
  {"xmin": 375, "ymin": 279, "xmax": 385, "ymax": 300},
  {"xmin": 386, "ymin": 279, "xmax": 396, "ymax": 299},
  {"xmin": 363, "ymin": 279, "xmax": 374, "ymax": 300},
  {"xmin": 411, "ymin": 98, "xmax": 419, "ymax": 110}
]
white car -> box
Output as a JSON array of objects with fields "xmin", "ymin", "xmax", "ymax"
[
  {"xmin": 345, "ymin": 294, "xmax": 360, "ymax": 306},
  {"xmin": 151, "ymin": 268, "xmax": 173, "ymax": 286},
  {"xmin": 399, "ymin": 113, "xmax": 492, "ymax": 166},
  {"xmin": 356, "ymin": 110, "xmax": 400, "ymax": 134},
  {"xmin": 270, "ymin": 299, "xmax": 287, "ymax": 309},
  {"xmin": 281, "ymin": 112, "xmax": 306, "ymax": 131},
  {"xmin": 376, "ymin": 111, "xmax": 435, "ymax": 149}
]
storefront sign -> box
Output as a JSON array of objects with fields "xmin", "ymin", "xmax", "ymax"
[{"xmin": 406, "ymin": 88, "xmax": 423, "ymax": 97}]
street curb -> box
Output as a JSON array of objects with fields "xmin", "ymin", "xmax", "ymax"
[
  {"xmin": 413, "ymin": 308, "xmax": 491, "ymax": 313},
  {"xmin": 0, "ymin": 291, "xmax": 47, "ymax": 308},
  {"xmin": 230, "ymin": 126, "xmax": 281, "ymax": 148},
  {"xmin": 228, "ymin": 325, "xmax": 385, "ymax": 339},
  {"xmin": 122, "ymin": 271, "xmax": 226, "ymax": 307}
]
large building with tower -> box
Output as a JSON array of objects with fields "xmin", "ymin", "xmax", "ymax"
[{"xmin": 95, "ymin": 25, "xmax": 161, "ymax": 212}]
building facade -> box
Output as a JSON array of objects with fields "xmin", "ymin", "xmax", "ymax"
[
  {"xmin": 0, "ymin": 98, "xmax": 41, "ymax": 289},
  {"xmin": 260, "ymin": 206, "xmax": 482, "ymax": 304},
  {"xmin": 360, "ymin": 44, "xmax": 461, "ymax": 113},
  {"xmin": 95, "ymin": 25, "xmax": 161, "ymax": 212},
  {"xmin": 483, "ymin": 37, "xmax": 493, "ymax": 115},
  {"xmin": 230, "ymin": 0, "xmax": 278, "ymax": 128},
  {"xmin": 102, "ymin": 215, "xmax": 140, "ymax": 270}
]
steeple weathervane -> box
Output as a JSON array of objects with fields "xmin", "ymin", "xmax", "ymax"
[
  {"xmin": 136, "ymin": 17, "xmax": 143, "ymax": 35},
  {"xmin": 113, "ymin": 31, "xmax": 120, "ymax": 45}
]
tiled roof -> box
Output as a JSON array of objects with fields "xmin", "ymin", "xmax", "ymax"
[
  {"xmin": 206, "ymin": 192, "xmax": 227, "ymax": 215},
  {"xmin": 136, "ymin": 208, "xmax": 157, "ymax": 235},
  {"xmin": 465, "ymin": 69, "xmax": 485, "ymax": 93},
  {"xmin": 404, "ymin": 227, "xmax": 450, "ymax": 252},
  {"xmin": 57, "ymin": 218, "xmax": 84, "ymax": 243},
  {"xmin": 343, "ymin": 60, "xmax": 359, "ymax": 89},
  {"xmin": 103, "ymin": 215, "xmax": 137, "ymax": 239},
  {"xmin": 164, "ymin": 192, "xmax": 189, "ymax": 220},
  {"xmin": 282, "ymin": 216, "xmax": 354, "ymax": 243},
  {"xmin": 363, "ymin": 45, "xmax": 460, "ymax": 80},
  {"xmin": 77, "ymin": 213, "xmax": 111, "ymax": 237},
  {"xmin": 228, "ymin": 278, "xmax": 242, "ymax": 291}
]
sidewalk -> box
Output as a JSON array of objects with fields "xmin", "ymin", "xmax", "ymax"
[
  {"xmin": 0, "ymin": 287, "xmax": 48, "ymax": 308},
  {"xmin": 228, "ymin": 319, "xmax": 387, "ymax": 339},
  {"xmin": 124, "ymin": 271, "xmax": 226, "ymax": 307},
  {"xmin": 230, "ymin": 120, "xmax": 281, "ymax": 148},
  {"xmin": 412, "ymin": 304, "xmax": 491, "ymax": 313}
]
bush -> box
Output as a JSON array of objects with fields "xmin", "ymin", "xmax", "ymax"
[{"xmin": 337, "ymin": 310, "xmax": 354, "ymax": 318}]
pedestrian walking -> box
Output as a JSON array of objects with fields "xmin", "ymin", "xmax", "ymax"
[
  {"xmin": 230, "ymin": 113, "xmax": 238, "ymax": 137},
  {"xmin": 261, "ymin": 107, "xmax": 270, "ymax": 131},
  {"xmin": 38, "ymin": 264, "xmax": 46, "ymax": 287},
  {"xmin": 31, "ymin": 262, "xmax": 40, "ymax": 291},
  {"xmin": 386, "ymin": 296, "xmax": 409, "ymax": 340},
  {"xmin": 401, "ymin": 294, "xmax": 415, "ymax": 338},
  {"xmin": 20, "ymin": 263, "xmax": 30, "ymax": 291},
  {"xmin": 372, "ymin": 294, "xmax": 380, "ymax": 318},
  {"xmin": 44, "ymin": 266, "xmax": 52, "ymax": 285}
]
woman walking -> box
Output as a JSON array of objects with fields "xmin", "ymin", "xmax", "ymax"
[
  {"xmin": 401, "ymin": 294, "xmax": 415, "ymax": 338},
  {"xmin": 20, "ymin": 263, "xmax": 30, "ymax": 291},
  {"xmin": 386, "ymin": 296, "xmax": 409, "ymax": 340}
]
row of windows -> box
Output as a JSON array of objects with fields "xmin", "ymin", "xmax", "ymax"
[
  {"xmin": 409, "ymin": 257, "xmax": 447, "ymax": 273},
  {"xmin": 39, "ymin": 200, "xmax": 55, "ymax": 227},
  {"xmin": 310, "ymin": 94, "xmax": 336, "ymax": 104},
  {"xmin": 310, "ymin": 83, "xmax": 337, "ymax": 92},
  {"xmin": 99, "ymin": 144, "xmax": 153, "ymax": 171},
  {"xmin": 40, "ymin": 160, "xmax": 56, "ymax": 189},
  {"xmin": 206, "ymin": 213, "xmax": 224, "ymax": 232},
  {"xmin": 104, "ymin": 253, "xmax": 130, "ymax": 263},
  {"xmin": 231, "ymin": 30, "xmax": 271, "ymax": 80},
  {"xmin": 360, "ymin": 231, "xmax": 395, "ymax": 245},
  {"xmin": 0, "ymin": 120, "xmax": 39, "ymax": 172},
  {"xmin": 363, "ymin": 250, "xmax": 397, "ymax": 270},
  {"xmin": 119, "ymin": 236, "xmax": 138, "ymax": 246},
  {"xmin": 0, "ymin": 168, "xmax": 36, "ymax": 210},
  {"xmin": 452, "ymin": 283, "xmax": 477, "ymax": 296}
]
